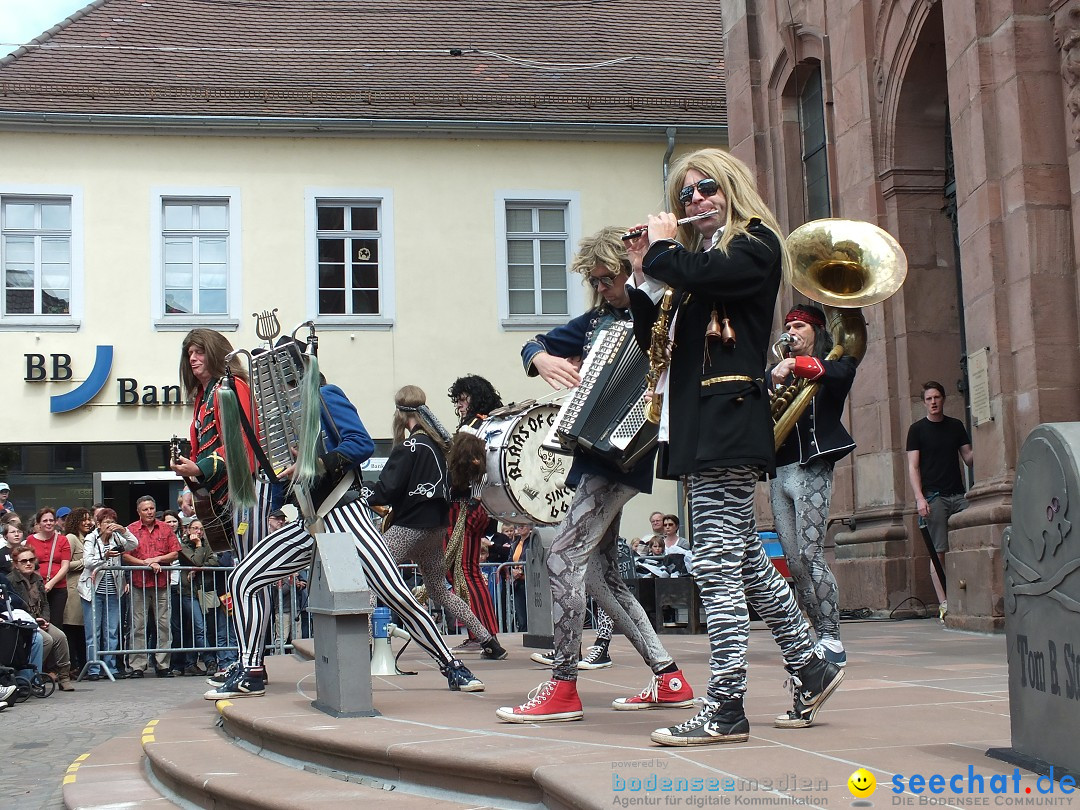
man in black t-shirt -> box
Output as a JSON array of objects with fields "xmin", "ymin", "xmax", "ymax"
[{"xmin": 906, "ymin": 381, "xmax": 973, "ymax": 615}]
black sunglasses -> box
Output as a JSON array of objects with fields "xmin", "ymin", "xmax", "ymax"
[
  {"xmin": 678, "ymin": 178, "xmax": 719, "ymax": 204},
  {"xmin": 587, "ymin": 274, "xmax": 618, "ymax": 290}
]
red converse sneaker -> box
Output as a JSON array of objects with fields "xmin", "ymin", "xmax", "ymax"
[
  {"xmin": 612, "ymin": 670, "xmax": 695, "ymax": 710},
  {"xmin": 496, "ymin": 679, "xmax": 583, "ymax": 723}
]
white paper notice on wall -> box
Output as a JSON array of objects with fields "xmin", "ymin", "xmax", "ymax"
[{"xmin": 968, "ymin": 347, "xmax": 992, "ymax": 426}]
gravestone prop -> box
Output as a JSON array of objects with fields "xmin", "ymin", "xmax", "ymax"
[
  {"xmin": 307, "ymin": 532, "xmax": 377, "ymax": 718},
  {"xmin": 988, "ymin": 424, "xmax": 1080, "ymax": 780}
]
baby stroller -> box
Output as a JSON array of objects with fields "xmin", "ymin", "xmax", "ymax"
[{"xmin": 0, "ymin": 590, "xmax": 55, "ymax": 702}]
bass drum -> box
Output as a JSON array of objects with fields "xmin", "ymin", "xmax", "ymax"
[{"xmin": 478, "ymin": 402, "xmax": 573, "ymax": 526}]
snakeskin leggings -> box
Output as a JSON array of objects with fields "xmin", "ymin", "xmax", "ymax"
[
  {"xmin": 690, "ymin": 466, "xmax": 815, "ymax": 702},
  {"xmin": 769, "ymin": 460, "xmax": 841, "ymax": 641},
  {"xmin": 382, "ymin": 524, "xmax": 493, "ymax": 643},
  {"xmin": 547, "ymin": 473, "xmax": 673, "ymax": 680}
]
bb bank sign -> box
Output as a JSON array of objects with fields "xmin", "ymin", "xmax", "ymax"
[{"xmin": 25, "ymin": 347, "xmax": 183, "ymax": 414}]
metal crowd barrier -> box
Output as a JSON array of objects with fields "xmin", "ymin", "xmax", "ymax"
[
  {"xmin": 77, "ymin": 556, "xmax": 579, "ymax": 682},
  {"xmin": 78, "ymin": 563, "xmax": 307, "ymax": 682}
]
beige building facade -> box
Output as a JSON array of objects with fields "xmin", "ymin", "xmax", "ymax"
[
  {"xmin": 723, "ymin": 0, "xmax": 1080, "ymax": 630},
  {"xmin": 0, "ymin": 0, "xmax": 728, "ymax": 531}
]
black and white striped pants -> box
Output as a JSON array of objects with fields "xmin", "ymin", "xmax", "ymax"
[
  {"xmin": 229, "ymin": 498, "xmax": 454, "ymax": 670},
  {"xmin": 690, "ymin": 466, "xmax": 815, "ymax": 702}
]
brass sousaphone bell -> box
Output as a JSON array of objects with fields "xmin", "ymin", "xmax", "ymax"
[{"xmin": 772, "ymin": 219, "xmax": 908, "ymax": 450}]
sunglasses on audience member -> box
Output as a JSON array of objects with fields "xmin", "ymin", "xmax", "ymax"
[
  {"xmin": 678, "ymin": 178, "xmax": 719, "ymax": 204},
  {"xmin": 17, "ymin": 556, "xmax": 37, "ymax": 565}
]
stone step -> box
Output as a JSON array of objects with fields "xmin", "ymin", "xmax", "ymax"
[
  {"xmin": 143, "ymin": 699, "xmax": 476, "ymax": 809},
  {"xmin": 62, "ymin": 731, "xmax": 182, "ymax": 809}
]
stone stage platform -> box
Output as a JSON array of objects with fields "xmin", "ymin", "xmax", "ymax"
[{"xmin": 62, "ymin": 619, "xmax": 1018, "ymax": 809}]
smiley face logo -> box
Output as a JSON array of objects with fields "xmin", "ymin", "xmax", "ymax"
[{"xmin": 848, "ymin": 768, "xmax": 876, "ymax": 798}]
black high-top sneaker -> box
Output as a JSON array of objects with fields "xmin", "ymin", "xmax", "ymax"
[
  {"xmin": 774, "ymin": 649, "xmax": 845, "ymax": 728},
  {"xmin": 578, "ymin": 637, "xmax": 612, "ymax": 670},
  {"xmin": 650, "ymin": 698, "xmax": 750, "ymax": 746},
  {"xmin": 480, "ymin": 636, "xmax": 509, "ymax": 660}
]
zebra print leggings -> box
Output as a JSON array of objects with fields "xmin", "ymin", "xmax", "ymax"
[
  {"xmin": 382, "ymin": 524, "xmax": 493, "ymax": 643},
  {"xmin": 229, "ymin": 498, "xmax": 455, "ymax": 670},
  {"xmin": 769, "ymin": 460, "xmax": 841, "ymax": 641},
  {"xmin": 547, "ymin": 473, "xmax": 673, "ymax": 680},
  {"xmin": 690, "ymin": 466, "xmax": 815, "ymax": 702}
]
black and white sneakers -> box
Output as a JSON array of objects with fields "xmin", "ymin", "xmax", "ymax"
[
  {"xmin": 774, "ymin": 650, "xmax": 845, "ymax": 728},
  {"xmin": 651, "ymin": 698, "xmax": 750, "ymax": 746}
]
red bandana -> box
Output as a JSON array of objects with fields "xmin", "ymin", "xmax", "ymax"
[{"xmin": 784, "ymin": 307, "xmax": 826, "ymax": 328}]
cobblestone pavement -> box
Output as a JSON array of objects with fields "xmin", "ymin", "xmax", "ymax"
[{"xmin": 3, "ymin": 669, "xmax": 223, "ymax": 810}]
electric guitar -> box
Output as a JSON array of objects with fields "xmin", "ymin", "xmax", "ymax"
[{"xmin": 170, "ymin": 435, "xmax": 235, "ymax": 554}]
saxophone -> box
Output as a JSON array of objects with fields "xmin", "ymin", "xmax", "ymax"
[{"xmin": 643, "ymin": 288, "xmax": 675, "ymax": 424}]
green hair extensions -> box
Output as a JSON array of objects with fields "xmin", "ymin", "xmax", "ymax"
[
  {"xmin": 293, "ymin": 353, "xmax": 322, "ymax": 495},
  {"xmin": 218, "ymin": 381, "xmax": 256, "ymax": 508}
]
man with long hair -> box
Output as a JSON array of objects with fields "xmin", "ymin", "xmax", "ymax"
[
  {"xmin": 203, "ymin": 367, "xmax": 486, "ymax": 698},
  {"xmin": 172, "ymin": 329, "xmax": 265, "ymax": 561},
  {"xmin": 625, "ymin": 147, "xmax": 844, "ymax": 745},
  {"xmin": 497, "ymin": 226, "xmax": 694, "ymax": 724}
]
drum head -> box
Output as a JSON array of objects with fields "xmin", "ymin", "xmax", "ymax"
[{"xmin": 480, "ymin": 404, "xmax": 573, "ymax": 526}]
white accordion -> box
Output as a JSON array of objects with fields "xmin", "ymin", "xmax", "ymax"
[{"xmin": 544, "ymin": 321, "xmax": 658, "ymax": 472}]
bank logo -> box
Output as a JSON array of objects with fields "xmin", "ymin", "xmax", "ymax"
[{"xmin": 49, "ymin": 345, "xmax": 113, "ymax": 414}]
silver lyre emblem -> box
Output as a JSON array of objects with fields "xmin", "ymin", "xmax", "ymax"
[{"xmin": 254, "ymin": 309, "xmax": 281, "ymax": 344}]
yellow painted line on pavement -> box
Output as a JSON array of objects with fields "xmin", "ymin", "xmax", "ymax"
[
  {"xmin": 142, "ymin": 719, "xmax": 159, "ymax": 744},
  {"xmin": 216, "ymin": 699, "xmax": 233, "ymax": 714},
  {"xmin": 63, "ymin": 752, "xmax": 91, "ymax": 783}
]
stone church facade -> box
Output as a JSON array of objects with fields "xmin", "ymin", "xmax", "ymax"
[{"xmin": 725, "ymin": 0, "xmax": 1080, "ymax": 630}]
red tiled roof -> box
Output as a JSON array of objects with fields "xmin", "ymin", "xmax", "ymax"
[{"xmin": 0, "ymin": 0, "xmax": 727, "ymax": 130}]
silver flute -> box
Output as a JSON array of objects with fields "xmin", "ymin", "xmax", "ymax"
[{"xmin": 620, "ymin": 210, "xmax": 717, "ymax": 241}]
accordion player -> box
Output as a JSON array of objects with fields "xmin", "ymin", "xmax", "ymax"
[
  {"xmin": 545, "ymin": 321, "xmax": 658, "ymax": 472},
  {"xmin": 218, "ymin": 318, "xmax": 362, "ymax": 528}
]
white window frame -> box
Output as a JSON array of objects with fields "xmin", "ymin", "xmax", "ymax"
[
  {"xmin": 0, "ymin": 185, "xmax": 83, "ymax": 332},
  {"xmin": 305, "ymin": 188, "xmax": 395, "ymax": 330},
  {"xmin": 150, "ymin": 186, "xmax": 242, "ymax": 331},
  {"xmin": 495, "ymin": 191, "xmax": 583, "ymax": 330}
]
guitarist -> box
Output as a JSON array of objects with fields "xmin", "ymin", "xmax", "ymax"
[{"xmin": 170, "ymin": 329, "xmax": 264, "ymax": 562}]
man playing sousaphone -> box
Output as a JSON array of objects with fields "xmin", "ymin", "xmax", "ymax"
[{"xmin": 496, "ymin": 227, "xmax": 696, "ymax": 724}]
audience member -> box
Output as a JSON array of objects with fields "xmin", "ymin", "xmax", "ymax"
[
  {"xmin": 206, "ymin": 548, "xmax": 238, "ymax": 677},
  {"xmin": 62, "ymin": 507, "xmax": 95, "ymax": 675},
  {"xmin": 123, "ymin": 495, "xmax": 180, "ymax": 678},
  {"xmin": 172, "ymin": 519, "xmax": 215, "ymax": 675},
  {"xmin": 504, "ymin": 523, "xmax": 534, "ymax": 632},
  {"xmin": 661, "ymin": 515, "xmax": 690, "ymax": 551},
  {"xmin": 642, "ymin": 511, "xmax": 665, "ymax": 545},
  {"xmin": 1, "ymin": 521, "xmax": 22, "ymax": 574},
  {"xmin": 79, "ymin": 508, "xmax": 138, "ymax": 680},
  {"xmin": 906, "ymin": 380, "xmax": 973, "ymax": 618},
  {"xmin": 0, "ymin": 483, "xmax": 15, "ymax": 515},
  {"xmin": 26, "ymin": 507, "xmax": 71, "ymax": 626},
  {"xmin": 9, "ymin": 544, "xmax": 73, "ymax": 690}
]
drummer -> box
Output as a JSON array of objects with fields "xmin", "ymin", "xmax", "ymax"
[{"xmin": 496, "ymin": 226, "xmax": 696, "ymax": 724}]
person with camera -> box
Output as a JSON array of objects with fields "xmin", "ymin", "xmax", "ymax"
[{"xmin": 78, "ymin": 508, "xmax": 138, "ymax": 680}]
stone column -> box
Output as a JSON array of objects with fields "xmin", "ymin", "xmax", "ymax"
[{"xmin": 941, "ymin": 1, "xmax": 1079, "ymax": 630}]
